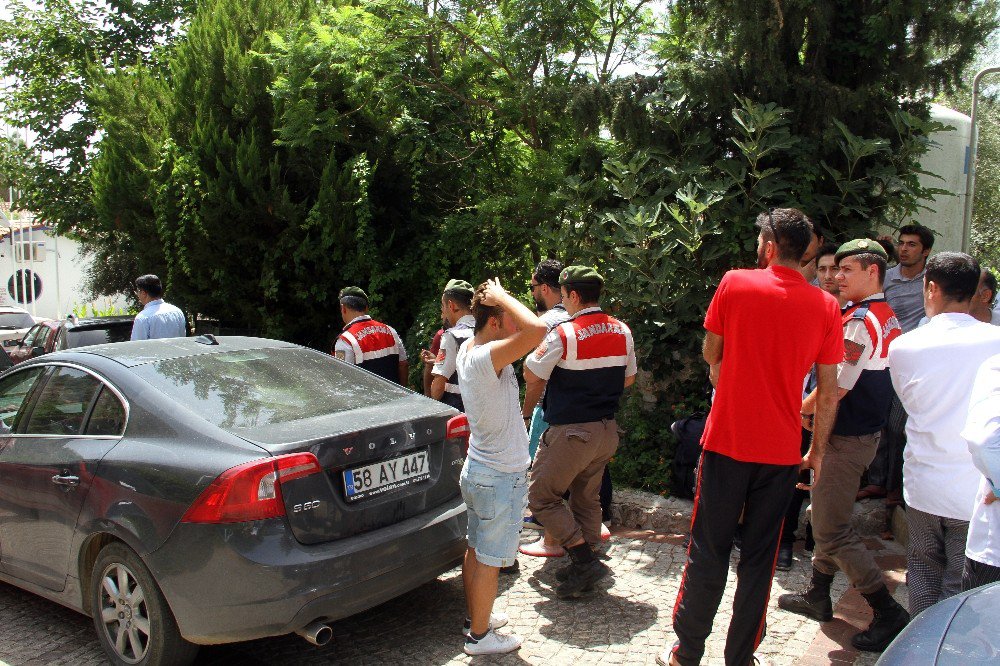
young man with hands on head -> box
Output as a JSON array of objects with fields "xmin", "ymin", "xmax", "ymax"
[{"xmin": 456, "ymin": 279, "xmax": 546, "ymax": 656}]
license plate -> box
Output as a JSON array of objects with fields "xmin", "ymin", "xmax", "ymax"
[{"xmin": 343, "ymin": 448, "xmax": 430, "ymax": 502}]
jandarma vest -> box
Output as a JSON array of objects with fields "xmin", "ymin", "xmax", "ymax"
[
  {"xmin": 834, "ymin": 299, "xmax": 901, "ymax": 436},
  {"xmin": 338, "ymin": 318, "xmax": 402, "ymax": 383},
  {"xmin": 441, "ymin": 320, "xmax": 474, "ymax": 411},
  {"xmin": 542, "ymin": 311, "xmax": 633, "ymax": 425}
]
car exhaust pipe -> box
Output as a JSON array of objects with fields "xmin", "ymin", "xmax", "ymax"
[{"xmin": 296, "ymin": 620, "xmax": 333, "ymax": 647}]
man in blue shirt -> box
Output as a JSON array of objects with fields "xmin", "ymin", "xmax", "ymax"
[{"xmin": 130, "ymin": 274, "xmax": 187, "ymax": 340}]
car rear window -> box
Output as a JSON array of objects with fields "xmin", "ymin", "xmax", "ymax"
[
  {"xmin": 0, "ymin": 313, "xmax": 34, "ymax": 329},
  {"xmin": 132, "ymin": 348, "xmax": 409, "ymax": 431},
  {"xmin": 66, "ymin": 324, "xmax": 134, "ymax": 348}
]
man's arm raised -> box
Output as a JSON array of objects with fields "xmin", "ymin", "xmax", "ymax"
[{"xmin": 479, "ymin": 279, "xmax": 547, "ymax": 375}]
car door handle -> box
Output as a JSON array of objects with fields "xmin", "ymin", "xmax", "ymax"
[{"xmin": 51, "ymin": 474, "xmax": 80, "ymax": 487}]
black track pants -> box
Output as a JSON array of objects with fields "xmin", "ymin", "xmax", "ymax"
[{"xmin": 672, "ymin": 450, "xmax": 798, "ymax": 666}]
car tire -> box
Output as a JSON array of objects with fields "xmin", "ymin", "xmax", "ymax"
[{"xmin": 91, "ymin": 542, "xmax": 199, "ymax": 666}]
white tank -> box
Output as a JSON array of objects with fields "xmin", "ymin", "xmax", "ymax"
[{"xmin": 905, "ymin": 104, "xmax": 972, "ymax": 253}]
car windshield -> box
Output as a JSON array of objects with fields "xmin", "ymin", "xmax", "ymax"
[
  {"xmin": 66, "ymin": 324, "xmax": 134, "ymax": 348},
  {"xmin": 132, "ymin": 347, "xmax": 409, "ymax": 432},
  {"xmin": 0, "ymin": 313, "xmax": 34, "ymax": 330}
]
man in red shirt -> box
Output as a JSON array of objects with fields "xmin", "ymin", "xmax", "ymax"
[{"xmin": 660, "ymin": 208, "xmax": 843, "ymax": 666}]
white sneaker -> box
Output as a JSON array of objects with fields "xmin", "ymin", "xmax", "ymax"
[
  {"xmin": 461, "ymin": 611, "xmax": 509, "ymax": 637},
  {"xmin": 463, "ymin": 628, "xmax": 523, "ymax": 655}
]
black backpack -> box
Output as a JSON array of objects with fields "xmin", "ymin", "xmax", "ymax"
[{"xmin": 670, "ymin": 413, "xmax": 706, "ymax": 499}]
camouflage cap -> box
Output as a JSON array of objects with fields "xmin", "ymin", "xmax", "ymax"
[
  {"xmin": 339, "ymin": 286, "xmax": 369, "ymax": 302},
  {"xmin": 835, "ymin": 238, "xmax": 888, "ymax": 263},
  {"xmin": 443, "ymin": 279, "xmax": 474, "ymax": 297},
  {"xmin": 558, "ymin": 265, "xmax": 604, "ymax": 286}
]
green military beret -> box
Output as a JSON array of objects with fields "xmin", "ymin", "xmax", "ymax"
[
  {"xmin": 835, "ymin": 238, "xmax": 888, "ymax": 263},
  {"xmin": 559, "ymin": 265, "xmax": 604, "ymax": 286},
  {"xmin": 443, "ymin": 279, "xmax": 474, "ymax": 297},
  {"xmin": 339, "ymin": 286, "xmax": 369, "ymax": 301}
]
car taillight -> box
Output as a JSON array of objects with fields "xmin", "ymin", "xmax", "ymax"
[
  {"xmin": 446, "ymin": 414, "xmax": 470, "ymax": 454},
  {"xmin": 182, "ymin": 453, "xmax": 322, "ymax": 524},
  {"xmin": 446, "ymin": 415, "xmax": 470, "ymax": 439}
]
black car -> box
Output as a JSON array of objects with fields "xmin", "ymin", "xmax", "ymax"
[{"xmin": 0, "ymin": 336, "xmax": 469, "ymax": 665}]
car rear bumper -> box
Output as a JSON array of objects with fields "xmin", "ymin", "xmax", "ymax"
[{"xmin": 145, "ymin": 496, "xmax": 467, "ymax": 644}]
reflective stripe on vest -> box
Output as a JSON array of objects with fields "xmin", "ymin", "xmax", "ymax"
[
  {"xmin": 543, "ymin": 311, "xmax": 631, "ymax": 425},
  {"xmin": 339, "ymin": 318, "xmax": 401, "ymax": 383},
  {"xmin": 444, "ymin": 323, "xmax": 474, "ymax": 394}
]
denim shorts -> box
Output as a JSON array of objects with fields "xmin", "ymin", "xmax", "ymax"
[{"xmin": 460, "ymin": 459, "xmax": 529, "ymax": 568}]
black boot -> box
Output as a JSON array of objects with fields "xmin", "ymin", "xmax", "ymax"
[
  {"xmin": 776, "ymin": 542, "xmax": 794, "ymax": 571},
  {"xmin": 555, "ymin": 543, "xmax": 610, "ymax": 599},
  {"xmin": 778, "ymin": 568, "xmax": 834, "ymax": 622},
  {"xmin": 852, "ymin": 585, "xmax": 909, "ymax": 652}
]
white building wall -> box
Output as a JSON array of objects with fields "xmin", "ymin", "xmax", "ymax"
[{"xmin": 0, "ymin": 226, "xmax": 128, "ymax": 320}]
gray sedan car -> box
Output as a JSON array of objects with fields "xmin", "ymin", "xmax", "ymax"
[
  {"xmin": 0, "ymin": 336, "xmax": 469, "ymax": 665},
  {"xmin": 876, "ymin": 582, "xmax": 1000, "ymax": 665}
]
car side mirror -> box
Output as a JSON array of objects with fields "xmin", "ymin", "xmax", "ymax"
[
  {"xmin": 31, "ymin": 345, "xmax": 45, "ymax": 357},
  {"xmin": 2, "ymin": 339, "xmax": 16, "ymax": 348}
]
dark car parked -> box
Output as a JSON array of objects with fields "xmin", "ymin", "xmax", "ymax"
[
  {"xmin": 0, "ymin": 336, "xmax": 468, "ymax": 665},
  {"xmin": 877, "ymin": 582, "xmax": 1000, "ymax": 665},
  {"xmin": 5, "ymin": 315, "xmax": 135, "ymax": 364}
]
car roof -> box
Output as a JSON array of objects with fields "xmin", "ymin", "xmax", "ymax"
[
  {"xmin": 65, "ymin": 335, "xmax": 300, "ymax": 367},
  {"xmin": 0, "ymin": 306, "xmax": 30, "ymax": 314},
  {"xmin": 66, "ymin": 315, "xmax": 136, "ymax": 330}
]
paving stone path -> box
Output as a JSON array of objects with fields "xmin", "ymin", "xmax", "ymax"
[{"xmin": 0, "ymin": 524, "xmax": 906, "ymax": 665}]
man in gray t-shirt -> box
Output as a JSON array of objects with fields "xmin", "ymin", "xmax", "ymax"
[
  {"xmin": 883, "ymin": 225, "xmax": 933, "ymax": 333},
  {"xmin": 455, "ymin": 279, "xmax": 546, "ymax": 657}
]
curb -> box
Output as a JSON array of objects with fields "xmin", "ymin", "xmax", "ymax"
[{"xmin": 611, "ymin": 487, "xmax": 891, "ymax": 537}]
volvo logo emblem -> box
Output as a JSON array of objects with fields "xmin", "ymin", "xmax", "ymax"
[{"xmin": 369, "ymin": 442, "xmax": 376, "ymax": 450}]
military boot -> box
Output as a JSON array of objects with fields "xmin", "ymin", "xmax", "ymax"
[
  {"xmin": 851, "ymin": 585, "xmax": 909, "ymax": 652},
  {"xmin": 777, "ymin": 568, "xmax": 834, "ymax": 622}
]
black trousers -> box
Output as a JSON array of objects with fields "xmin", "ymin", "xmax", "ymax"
[
  {"xmin": 962, "ymin": 557, "xmax": 1000, "ymax": 592},
  {"xmin": 781, "ymin": 429, "xmax": 812, "ymax": 545},
  {"xmin": 673, "ymin": 450, "xmax": 798, "ymax": 666}
]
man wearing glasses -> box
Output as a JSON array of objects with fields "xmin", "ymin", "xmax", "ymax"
[
  {"xmin": 661, "ymin": 209, "xmax": 843, "ymax": 666},
  {"xmin": 130, "ymin": 274, "xmax": 187, "ymax": 341}
]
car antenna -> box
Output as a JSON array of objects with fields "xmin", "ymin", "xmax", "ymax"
[{"xmin": 195, "ymin": 334, "xmax": 219, "ymax": 346}]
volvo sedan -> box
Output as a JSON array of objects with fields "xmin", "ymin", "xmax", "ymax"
[{"xmin": 0, "ymin": 336, "xmax": 469, "ymax": 665}]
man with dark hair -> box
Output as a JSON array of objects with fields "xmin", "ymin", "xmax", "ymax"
[
  {"xmin": 524, "ymin": 266, "xmax": 637, "ymax": 598},
  {"xmin": 862, "ymin": 224, "xmax": 934, "ymax": 504},
  {"xmin": 431, "ymin": 279, "xmax": 476, "ymax": 411},
  {"xmin": 886, "ymin": 224, "xmax": 933, "ymax": 333},
  {"xmin": 777, "ymin": 242, "xmax": 845, "ymax": 571},
  {"xmin": 799, "ymin": 224, "xmax": 826, "ymax": 284},
  {"xmin": 524, "ymin": 259, "xmax": 570, "ymax": 458},
  {"xmin": 971, "ymin": 269, "xmax": 999, "ymax": 325},
  {"xmin": 130, "ymin": 274, "xmax": 186, "ymax": 340},
  {"xmin": 333, "ymin": 286, "xmax": 408, "ymax": 384},
  {"xmin": 456, "ymin": 279, "xmax": 546, "ymax": 655},
  {"xmin": 889, "ymin": 252, "xmax": 1000, "ymax": 616},
  {"xmin": 815, "ymin": 243, "xmax": 843, "ymax": 304},
  {"xmin": 780, "ymin": 240, "xmax": 908, "ymax": 652},
  {"xmin": 660, "ymin": 208, "xmax": 843, "ymax": 666}
]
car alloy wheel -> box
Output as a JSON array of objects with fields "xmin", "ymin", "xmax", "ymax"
[
  {"xmin": 91, "ymin": 542, "xmax": 198, "ymax": 666},
  {"xmin": 98, "ymin": 561, "xmax": 150, "ymax": 664}
]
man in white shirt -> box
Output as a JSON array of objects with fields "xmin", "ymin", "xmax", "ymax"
[
  {"xmin": 130, "ymin": 274, "xmax": 187, "ymax": 340},
  {"xmin": 970, "ymin": 269, "xmax": 999, "ymax": 326},
  {"xmin": 456, "ymin": 279, "xmax": 546, "ymax": 656},
  {"xmin": 888, "ymin": 252, "xmax": 1000, "ymax": 616},
  {"xmin": 961, "ymin": 352, "xmax": 1000, "ymax": 590}
]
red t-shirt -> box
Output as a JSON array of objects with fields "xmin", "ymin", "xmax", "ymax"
[
  {"xmin": 702, "ymin": 265, "xmax": 844, "ymax": 465},
  {"xmin": 429, "ymin": 328, "xmax": 444, "ymax": 355}
]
